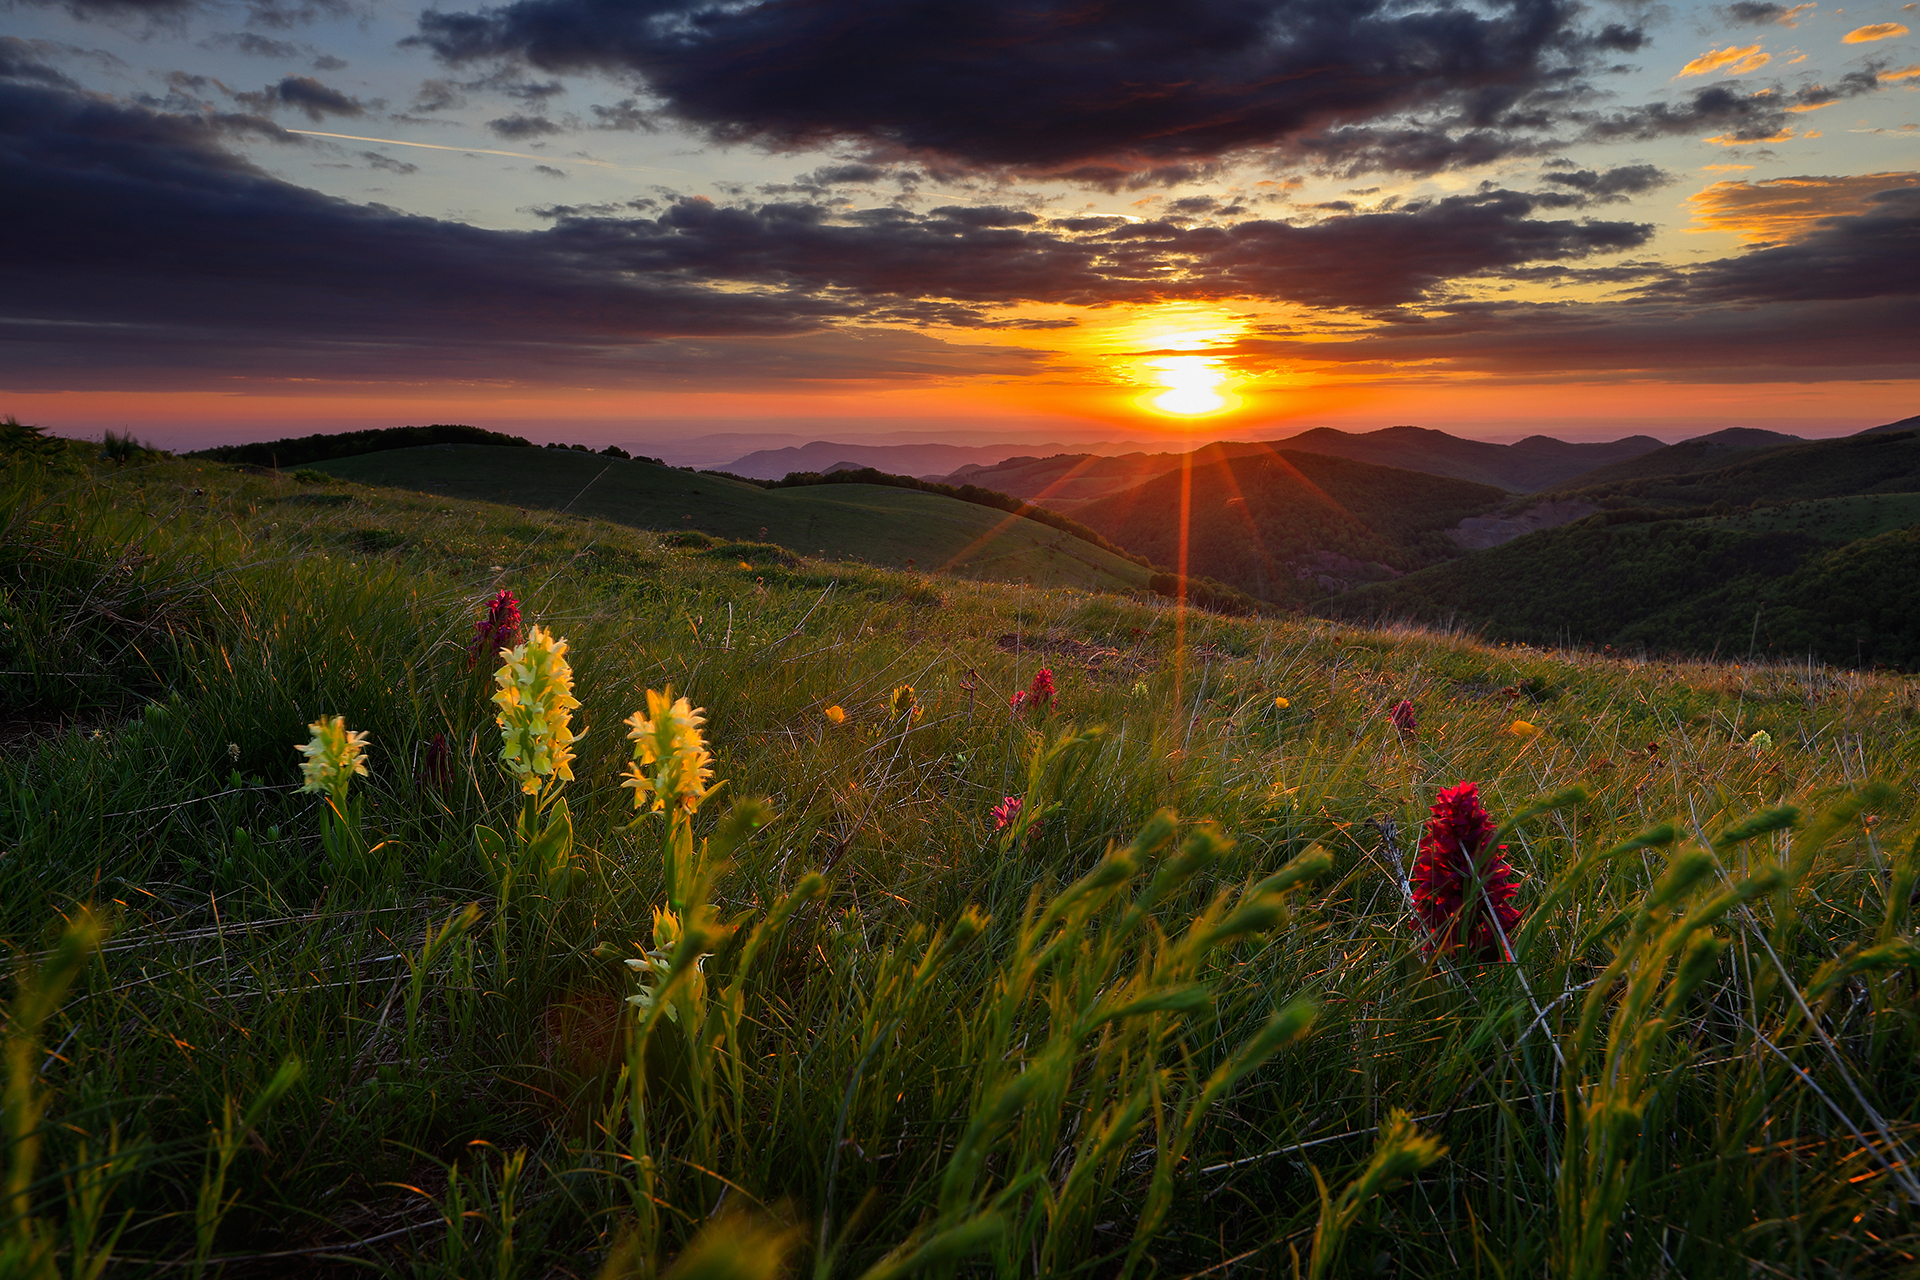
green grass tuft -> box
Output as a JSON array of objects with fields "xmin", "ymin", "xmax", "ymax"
[{"xmin": 2, "ymin": 443, "xmax": 1916, "ymax": 1276}]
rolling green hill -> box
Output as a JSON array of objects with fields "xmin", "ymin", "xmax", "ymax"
[
  {"xmin": 315, "ymin": 444, "xmax": 1153, "ymax": 593},
  {"xmin": 1071, "ymin": 450, "xmax": 1505, "ymax": 606},
  {"xmin": 190, "ymin": 422, "xmax": 538, "ymax": 467},
  {"xmin": 1335, "ymin": 498, "xmax": 1920, "ymax": 668}
]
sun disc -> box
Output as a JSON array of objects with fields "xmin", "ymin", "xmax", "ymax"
[{"xmin": 1146, "ymin": 354, "xmax": 1233, "ymax": 417}]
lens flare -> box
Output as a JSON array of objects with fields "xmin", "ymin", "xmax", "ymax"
[{"xmin": 1148, "ymin": 355, "xmax": 1231, "ymax": 416}]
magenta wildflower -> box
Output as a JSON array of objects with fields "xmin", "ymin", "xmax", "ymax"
[
  {"xmin": 1012, "ymin": 668, "xmax": 1056, "ymax": 716},
  {"xmin": 1409, "ymin": 782, "xmax": 1521, "ymax": 962},
  {"xmin": 468, "ymin": 589, "xmax": 522, "ymax": 669},
  {"xmin": 417, "ymin": 732, "xmax": 453, "ymax": 794},
  {"xmin": 1389, "ymin": 700, "xmax": 1418, "ymax": 736},
  {"xmin": 992, "ymin": 796, "xmax": 1024, "ymax": 832}
]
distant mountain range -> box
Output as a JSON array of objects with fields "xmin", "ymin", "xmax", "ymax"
[
  {"xmin": 1535, "ymin": 427, "xmax": 1806, "ymax": 493},
  {"xmin": 1337, "ymin": 424, "xmax": 1920, "ymax": 667},
  {"xmin": 1264, "ymin": 425, "xmax": 1667, "ymax": 491},
  {"xmin": 939, "ymin": 425, "xmax": 1668, "ymax": 506}
]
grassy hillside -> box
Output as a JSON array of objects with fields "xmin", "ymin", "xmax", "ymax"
[
  {"xmin": 1073, "ymin": 450, "xmax": 1505, "ymax": 605},
  {"xmin": 4, "ymin": 435, "xmax": 1919, "ymax": 1279},
  {"xmin": 944, "ymin": 440, "xmax": 1273, "ymax": 510},
  {"xmin": 317, "ymin": 444, "xmax": 1153, "ymax": 593},
  {"xmin": 1336, "ymin": 502, "xmax": 1920, "ymax": 667},
  {"xmin": 1547, "ymin": 427, "xmax": 1920, "ymax": 506},
  {"xmin": 191, "ymin": 422, "xmax": 539, "ymax": 467}
]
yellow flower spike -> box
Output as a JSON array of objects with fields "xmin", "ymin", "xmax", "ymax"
[
  {"xmin": 622, "ymin": 688, "xmax": 715, "ymax": 812},
  {"xmin": 492, "ymin": 625, "xmax": 582, "ymax": 796},
  {"xmin": 889, "ymin": 684, "xmax": 917, "ymax": 719},
  {"xmin": 823, "ymin": 704, "xmax": 847, "ymax": 726},
  {"xmin": 651, "ymin": 904, "xmax": 682, "ymax": 952},
  {"xmin": 1507, "ymin": 719, "xmax": 1539, "ymax": 738},
  {"xmin": 1274, "ymin": 696, "xmax": 1291, "ymax": 710},
  {"xmin": 296, "ymin": 715, "xmax": 369, "ymax": 805}
]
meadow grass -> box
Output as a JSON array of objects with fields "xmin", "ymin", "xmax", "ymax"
[
  {"xmin": 313, "ymin": 445, "xmax": 1154, "ymax": 594},
  {"xmin": 2, "ymin": 446, "xmax": 1916, "ymax": 1278}
]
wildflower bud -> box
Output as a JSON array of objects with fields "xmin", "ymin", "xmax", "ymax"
[
  {"xmin": 1746, "ymin": 729, "xmax": 1773, "ymax": 752},
  {"xmin": 992, "ymin": 796, "xmax": 1025, "ymax": 832},
  {"xmin": 492, "ymin": 626, "xmax": 581, "ymax": 795},
  {"xmin": 623, "ymin": 688, "xmax": 715, "ymax": 812},
  {"xmin": 1409, "ymin": 782, "xmax": 1521, "ymax": 962},
  {"xmin": 467, "ymin": 589, "xmax": 522, "ymax": 669},
  {"xmin": 1388, "ymin": 700, "xmax": 1417, "ymax": 736},
  {"xmin": 651, "ymin": 904, "xmax": 682, "ymax": 952},
  {"xmin": 296, "ymin": 715, "xmax": 370, "ymax": 807}
]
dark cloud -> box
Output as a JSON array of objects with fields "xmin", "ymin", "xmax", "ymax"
[
  {"xmin": 11, "ymin": 0, "xmax": 195, "ymax": 17},
  {"xmin": 15, "ymin": 0, "xmax": 359, "ymax": 24},
  {"xmin": 1226, "ymin": 186, "xmax": 1920, "ymax": 380},
  {"xmin": 532, "ymin": 162, "xmax": 566, "ymax": 177},
  {"xmin": 239, "ymin": 0, "xmax": 357, "ymax": 31},
  {"xmin": 0, "ymin": 39, "xmax": 80, "ymax": 89},
  {"xmin": 409, "ymin": 78, "xmax": 466, "ymax": 112},
  {"xmin": 1280, "ymin": 124, "xmax": 1552, "ymax": 179},
  {"xmin": 1726, "ymin": 2, "xmax": 1813, "ymax": 26},
  {"xmin": 1238, "ymin": 295, "xmax": 1920, "ymax": 383},
  {"xmin": 458, "ymin": 64, "xmax": 565, "ymax": 101},
  {"xmin": 487, "ymin": 111, "xmax": 559, "ymax": 138},
  {"xmin": 234, "ymin": 74, "xmax": 365, "ymax": 121},
  {"xmin": 17, "ymin": 68, "xmax": 1903, "ymax": 396},
  {"xmin": 1672, "ymin": 186, "xmax": 1920, "ymax": 305},
  {"xmin": 1580, "ymin": 72, "xmax": 1886, "ymax": 147},
  {"xmin": 312, "ymin": 53, "xmax": 347, "ymax": 71},
  {"xmin": 204, "ymin": 32, "xmax": 302, "ymax": 58},
  {"xmin": 1541, "ymin": 163, "xmax": 1671, "ymax": 201},
  {"xmin": 361, "ymin": 149, "xmax": 418, "ymax": 174},
  {"xmin": 0, "ymin": 79, "xmax": 858, "ymax": 388},
  {"xmin": 588, "ymin": 97, "xmax": 654, "ymax": 131},
  {"xmin": 408, "ymin": 0, "xmax": 1638, "ymax": 180}
]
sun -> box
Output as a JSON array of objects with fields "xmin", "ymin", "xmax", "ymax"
[
  {"xmin": 1147, "ymin": 355, "xmax": 1233, "ymax": 416},
  {"xmin": 1097, "ymin": 307, "xmax": 1247, "ymax": 420}
]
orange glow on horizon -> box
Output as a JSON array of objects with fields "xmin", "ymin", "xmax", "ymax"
[{"xmin": 6, "ymin": 375, "xmax": 1913, "ymax": 452}]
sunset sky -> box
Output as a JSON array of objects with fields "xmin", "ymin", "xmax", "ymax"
[{"xmin": 3, "ymin": 0, "xmax": 1917, "ymax": 455}]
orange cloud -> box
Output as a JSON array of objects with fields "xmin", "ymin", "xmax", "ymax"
[
  {"xmin": 1880, "ymin": 63, "xmax": 1920, "ymax": 80},
  {"xmin": 1774, "ymin": 3, "xmax": 1817, "ymax": 25},
  {"xmin": 1687, "ymin": 171, "xmax": 1920, "ymax": 242},
  {"xmin": 1677, "ymin": 44, "xmax": 1772, "ymax": 77},
  {"xmin": 1843, "ymin": 22, "xmax": 1910, "ymax": 42},
  {"xmin": 1785, "ymin": 99, "xmax": 1834, "ymax": 111},
  {"xmin": 1702, "ymin": 163, "xmax": 1757, "ymax": 171},
  {"xmin": 1704, "ymin": 128, "xmax": 1796, "ymax": 144}
]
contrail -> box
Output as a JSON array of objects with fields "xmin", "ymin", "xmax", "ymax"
[{"xmin": 285, "ymin": 129, "xmax": 686, "ymax": 174}]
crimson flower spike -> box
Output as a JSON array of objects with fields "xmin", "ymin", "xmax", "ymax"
[
  {"xmin": 1010, "ymin": 667, "xmax": 1056, "ymax": 715},
  {"xmin": 1409, "ymin": 782, "xmax": 1521, "ymax": 962},
  {"xmin": 1388, "ymin": 699, "xmax": 1417, "ymax": 736},
  {"xmin": 467, "ymin": 589, "xmax": 523, "ymax": 669}
]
